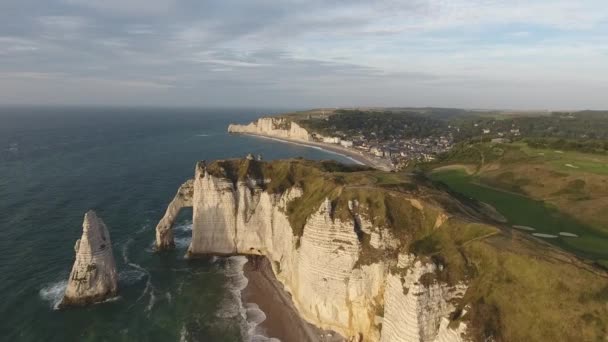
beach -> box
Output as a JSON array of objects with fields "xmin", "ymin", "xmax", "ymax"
[
  {"xmin": 242, "ymin": 256, "xmax": 345, "ymax": 342},
  {"xmin": 239, "ymin": 133, "xmax": 394, "ymax": 171}
]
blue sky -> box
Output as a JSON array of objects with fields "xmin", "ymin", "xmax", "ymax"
[{"xmin": 0, "ymin": 0, "xmax": 607, "ymax": 109}]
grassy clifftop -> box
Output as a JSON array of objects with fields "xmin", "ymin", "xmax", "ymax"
[
  {"xmin": 426, "ymin": 142, "xmax": 608, "ymax": 266},
  {"xmin": 204, "ymin": 158, "xmax": 608, "ymax": 341}
]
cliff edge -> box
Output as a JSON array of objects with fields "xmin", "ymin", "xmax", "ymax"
[
  {"xmin": 60, "ymin": 211, "xmax": 118, "ymax": 308},
  {"xmin": 155, "ymin": 159, "xmax": 608, "ymax": 342},
  {"xmin": 228, "ymin": 117, "xmax": 312, "ymax": 141}
]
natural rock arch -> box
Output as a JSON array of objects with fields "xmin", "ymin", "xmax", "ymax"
[{"xmin": 155, "ymin": 179, "xmax": 194, "ymax": 249}]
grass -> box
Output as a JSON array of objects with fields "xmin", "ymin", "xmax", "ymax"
[
  {"xmin": 459, "ymin": 237, "xmax": 608, "ymax": 341},
  {"xmin": 517, "ymin": 142, "xmax": 608, "ymax": 176},
  {"xmin": 409, "ymin": 217, "xmax": 608, "ymax": 341},
  {"xmin": 429, "ymin": 169, "xmax": 608, "ymax": 262}
]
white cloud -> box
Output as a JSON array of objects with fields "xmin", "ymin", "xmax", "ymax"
[
  {"xmin": 38, "ymin": 15, "xmax": 87, "ymax": 31},
  {"xmin": 0, "ymin": 0, "xmax": 607, "ymax": 108},
  {"xmin": 62, "ymin": 0, "xmax": 177, "ymax": 16},
  {"xmin": 0, "ymin": 37, "xmax": 39, "ymax": 54}
]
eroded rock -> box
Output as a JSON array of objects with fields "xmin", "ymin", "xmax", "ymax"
[{"xmin": 59, "ymin": 211, "xmax": 118, "ymax": 308}]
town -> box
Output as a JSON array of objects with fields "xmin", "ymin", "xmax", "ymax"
[{"xmin": 309, "ymin": 130, "xmax": 455, "ymax": 170}]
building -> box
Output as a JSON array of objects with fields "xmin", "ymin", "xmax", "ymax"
[
  {"xmin": 340, "ymin": 140, "xmax": 353, "ymax": 148},
  {"xmin": 370, "ymin": 147, "xmax": 384, "ymax": 157},
  {"xmin": 322, "ymin": 136, "xmax": 341, "ymax": 144}
]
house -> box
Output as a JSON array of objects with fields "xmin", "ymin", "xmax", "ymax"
[
  {"xmin": 340, "ymin": 140, "xmax": 353, "ymax": 148},
  {"xmin": 370, "ymin": 147, "xmax": 384, "ymax": 157},
  {"xmin": 322, "ymin": 136, "xmax": 341, "ymax": 144}
]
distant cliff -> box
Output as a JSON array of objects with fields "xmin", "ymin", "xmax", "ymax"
[
  {"xmin": 228, "ymin": 117, "xmax": 312, "ymax": 141},
  {"xmin": 155, "ymin": 159, "xmax": 608, "ymax": 342}
]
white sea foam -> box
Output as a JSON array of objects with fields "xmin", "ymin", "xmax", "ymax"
[
  {"xmin": 173, "ymin": 221, "xmax": 193, "ymax": 250},
  {"xmin": 246, "ymin": 303, "xmax": 276, "ymax": 341},
  {"xmin": 216, "ymin": 256, "xmax": 248, "ymax": 319},
  {"xmin": 174, "ymin": 221, "xmax": 193, "ymax": 233},
  {"xmin": 119, "ymin": 269, "xmax": 146, "ymax": 285},
  {"xmin": 179, "ymin": 324, "xmax": 188, "ymax": 342},
  {"xmin": 175, "ymin": 237, "xmax": 192, "ymax": 249},
  {"xmin": 216, "ymin": 256, "xmax": 279, "ymax": 342},
  {"xmin": 122, "ymin": 239, "xmax": 156, "ymax": 312},
  {"xmin": 99, "ymin": 296, "xmax": 121, "ymax": 304},
  {"xmin": 146, "ymin": 289, "xmax": 156, "ymax": 312},
  {"xmin": 559, "ymin": 232, "xmax": 579, "ymax": 237},
  {"xmin": 215, "ymin": 256, "xmax": 251, "ymax": 341},
  {"xmin": 40, "ymin": 280, "xmax": 120, "ymax": 309},
  {"xmin": 39, "ymin": 280, "xmax": 68, "ymax": 309},
  {"xmin": 134, "ymin": 224, "xmax": 152, "ymax": 235}
]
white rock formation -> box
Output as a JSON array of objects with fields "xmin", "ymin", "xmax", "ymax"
[
  {"xmin": 156, "ymin": 179, "xmax": 194, "ymax": 249},
  {"xmin": 380, "ymin": 257, "xmax": 467, "ymax": 342},
  {"xmin": 60, "ymin": 211, "xmax": 118, "ymax": 308},
  {"xmin": 155, "ymin": 161, "xmax": 469, "ymax": 341},
  {"xmin": 228, "ymin": 117, "xmax": 312, "ymax": 141}
]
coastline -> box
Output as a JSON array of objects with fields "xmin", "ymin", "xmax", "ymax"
[
  {"xmin": 235, "ymin": 132, "xmax": 393, "ymax": 171},
  {"xmin": 241, "ymin": 256, "xmax": 344, "ymax": 342}
]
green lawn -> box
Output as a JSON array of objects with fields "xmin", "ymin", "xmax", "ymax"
[
  {"xmin": 430, "ymin": 169, "xmax": 608, "ymax": 262},
  {"xmin": 516, "ymin": 143, "xmax": 608, "ymax": 175}
]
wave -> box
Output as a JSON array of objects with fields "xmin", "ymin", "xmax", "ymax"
[
  {"xmin": 246, "ymin": 303, "xmax": 274, "ymax": 342},
  {"xmin": 195, "ymin": 134, "xmax": 212, "ymax": 137},
  {"xmin": 175, "ymin": 237, "xmax": 192, "ymax": 249},
  {"xmin": 214, "ymin": 256, "xmax": 249, "ymax": 341},
  {"xmin": 174, "ymin": 221, "xmax": 193, "ymax": 233},
  {"xmin": 215, "ymin": 256, "xmax": 279, "ymax": 342},
  {"xmin": 119, "ymin": 269, "xmax": 147, "ymax": 285},
  {"xmin": 134, "ymin": 223, "xmax": 152, "ymax": 235},
  {"xmin": 173, "ymin": 221, "xmax": 193, "ymax": 251},
  {"xmin": 39, "ymin": 280, "xmax": 68, "ymax": 310},
  {"xmin": 122, "ymin": 239, "xmax": 156, "ymax": 312}
]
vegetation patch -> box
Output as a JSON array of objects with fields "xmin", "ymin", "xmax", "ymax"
[
  {"xmin": 428, "ymin": 168, "xmax": 608, "ymax": 262},
  {"xmin": 459, "ymin": 238, "xmax": 608, "ymax": 342}
]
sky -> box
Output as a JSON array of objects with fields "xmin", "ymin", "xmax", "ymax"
[{"xmin": 0, "ymin": 0, "xmax": 607, "ymax": 109}]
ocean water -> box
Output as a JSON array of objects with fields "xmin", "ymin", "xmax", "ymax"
[{"xmin": 0, "ymin": 107, "xmax": 353, "ymax": 341}]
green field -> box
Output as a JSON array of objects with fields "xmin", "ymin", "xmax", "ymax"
[
  {"xmin": 517, "ymin": 143, "xmax": 608, "ymax": 175},
  {"xmin": 430, "ymin": 169, "xmax": 608, "ymax": 264}
]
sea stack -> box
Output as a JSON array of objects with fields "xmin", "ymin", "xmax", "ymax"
[{"xmin": 59, "ymin": 210, "xmax": 118, "ymax": 308}]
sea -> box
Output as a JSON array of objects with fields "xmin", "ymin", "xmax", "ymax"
[{"xmin": 0, "ymin": 107, "xmax": 354, "ymax": 341}]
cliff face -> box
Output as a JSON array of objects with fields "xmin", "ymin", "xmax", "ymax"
[
  {"xmin": 228, "ymin": 117, "xmax": 312, "ymax": 141},
  {"xmin": 60, "ymin": 211, "xmax": 118, "ymax": 308},
  {"xmin": 155, "ymin": 160, "xmax": 468, "ymax": 341},
  {"xmin": 155, "ymin": 159, "xmax": 608, "ymax": 342}
]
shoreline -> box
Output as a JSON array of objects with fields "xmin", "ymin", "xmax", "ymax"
[
  {"xmin": 241, "ymin": 256, "xmax": 344, "ymax": 342},
  {"xmin": 235, "ymin": 132, "xmax": 393, "ymax": 171}
]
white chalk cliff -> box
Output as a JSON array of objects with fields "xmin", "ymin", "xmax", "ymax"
[
  {"xmin": 60, "ymin": 211, "xmax": 118, "ymax": 308},
  {"xmin": 155, "ymin": 161, "xmax": 469, "ymax": 341},
  {"xmin": 228, "ymin": 117, "xmax": 312, "ymax": 141}
]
